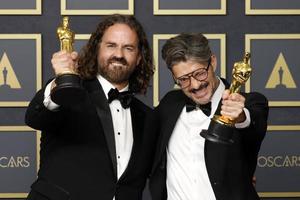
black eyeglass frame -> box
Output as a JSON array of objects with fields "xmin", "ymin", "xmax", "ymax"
[{"xmin": 173, "ymin": 58, "xmax": 211, "ymax": 89}]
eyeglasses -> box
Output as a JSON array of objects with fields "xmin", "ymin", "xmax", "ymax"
[{"xmin": 174, "ymin": 58, "xmax": 211, "ymax": 89}]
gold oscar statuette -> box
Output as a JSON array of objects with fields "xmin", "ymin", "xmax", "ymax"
[
  {"xmin": 200, "ymin": 52, "xmax": 252, "ymax": 144},
  {"xmin": 50, "ymin": 16, "xmax": 85, "ymax": 106},
  {"xmin": 57, "ymin": 16, "xmax": 75, "ymax": 53}
]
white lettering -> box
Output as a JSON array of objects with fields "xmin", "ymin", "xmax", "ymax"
[{"xmin": 0, "ymin": 156, "xmax": 31, "ymax": 168}]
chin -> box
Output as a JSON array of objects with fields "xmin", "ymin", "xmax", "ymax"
[
  {"xmin": 191, "ymin": 97, "xmax": 208, "ymax": 105},
  {"xmin": 195, "ymin": 94, "xmax": 212, "ymax": 105}
]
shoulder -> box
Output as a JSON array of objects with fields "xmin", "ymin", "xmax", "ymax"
[
  {"xmin": 159, "ymin": 90, "xmax": 185, "ymax": 106},
  {"xmin": 155, "ymin": 90, "xmax": 186, "ymax": 116},
  {"xmin": 131, "ymin": 96, "xmax": 153, "ymax": 113},
  {"xmin": 243, "ymin": 92, "xmax": 268, "ymax": 105}
]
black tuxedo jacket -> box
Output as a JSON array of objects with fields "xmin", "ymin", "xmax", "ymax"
[
  {"xmin": 25, "ymin": 78, "xmax": 157, "ymax": 200},
  {"xmin": 149, "ymin": 83, "xmax": 268, "ymax": 200}
]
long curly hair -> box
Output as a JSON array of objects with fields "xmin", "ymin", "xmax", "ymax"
[{"xmin": 77, "ymin": 14, "xmax": 154, "ymax": 94}]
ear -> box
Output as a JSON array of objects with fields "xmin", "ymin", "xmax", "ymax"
[{"xmin": 211, "ymin": 54, "xmax": 217, "ymax": 72}]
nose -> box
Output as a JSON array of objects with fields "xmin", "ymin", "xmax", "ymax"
[
  {"xmin": 114, "ymin": 47, "xmax": 124, "ymax": 58},
  {"xmin": 189, "ymin": 76, "xmax": 201, "ymax": 89}
]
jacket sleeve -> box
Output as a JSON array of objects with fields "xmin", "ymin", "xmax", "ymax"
[
  {"xmin": 240, "ymin": 92, "xmax": 269, "ymax": 175},
  {"xmin": 25, "ymin": 87, "xmax": 66, "ymax": 131},
  {"xmin": 242, "ymin": 92, "xmax": 269, "ymax": 144}
]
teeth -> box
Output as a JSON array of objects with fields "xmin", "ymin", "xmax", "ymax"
[{"xmin": 111, "ymin": 63, "xmax": 124, "ymax": 67}]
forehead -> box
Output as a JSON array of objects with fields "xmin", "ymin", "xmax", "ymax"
[
  {"xmin": 172, "ymin": 60, "xmax": 207, "ymax": 77},
  {"xmin": 101, "ymin": 23, "xmax": 138, "ymax": 44}
]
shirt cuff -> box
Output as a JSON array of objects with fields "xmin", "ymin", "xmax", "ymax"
[
  {"xmin": 235, "ymin": 108, "xmax": 251, "ymax": 129},
  {"xmin": 43, "ymin": 80, "xmax": 60, "ymax": 111}
]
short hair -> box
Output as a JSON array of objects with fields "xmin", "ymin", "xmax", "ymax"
[
  {"xmin": 161, "ymin": 33, "xmax": 212, "ymax": 69},
  {"xmin": 77, "ymin": 14, "xmax": 154, "ymax": 94}
]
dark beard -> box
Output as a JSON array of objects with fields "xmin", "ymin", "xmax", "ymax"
[{"xmin": 98, "ymin": 57, "xmax": 135, "ymax": 84}]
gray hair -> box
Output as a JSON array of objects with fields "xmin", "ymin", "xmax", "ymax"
[{"xmin": 161, "ymin": 33, "xmax": 212, "ymax": 69}]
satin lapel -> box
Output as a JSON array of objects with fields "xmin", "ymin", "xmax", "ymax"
[
  {"xmin": 118, "ymin": 99, "xmax": 144, "ymax": 181},
  {"xmin": 85, "ymin": 79, "xmax": 117, "ymax": 177},
  {"xmin": 204, "ymin": 140, "xmax": 228, "ymax": 199},
  {"xmin": 152, "ymin": 95, "xmax": 186, "ymax": 173},
  {"xmin": 204, "ymin": 78, "xmax": 230, "ymax": 198}
]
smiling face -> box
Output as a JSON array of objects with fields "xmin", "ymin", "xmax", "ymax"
[
  {"xmin": 172, "ymin": 56, "xmax": 219, "ymax": 105},
  {"xmin": 97, "ymin": 23, "xmax": 141, "ymax": 89}
]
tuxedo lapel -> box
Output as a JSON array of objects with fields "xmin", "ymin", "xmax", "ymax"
[
  {"xmin": 84, "ymin": 79, "xmax": 118, "ymax": 178},
  {"xmin": 152, "ymin": 92, "xmax": 186, "ymax": 173},
  {"xmin": 204, "ymin": 78, "xmax": 232, "ymax": 199}
]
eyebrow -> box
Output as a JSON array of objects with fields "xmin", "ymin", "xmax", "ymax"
[
  {"xmin": 103, "ymin": 41, "xmax": 137, "ymax": 48},
  {"xmin": 178, "ymin": 67, "xmax": 207, "ymax": 78},
  {"xmin": 124, "ymin": 44, "xmax": 136, "ymax": 48}
]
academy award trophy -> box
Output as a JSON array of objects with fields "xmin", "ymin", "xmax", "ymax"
[
  {"xmin": 200, "ymin": 52, "xmax": 252, "ymax": 144},
  {"xmin": 50, "ymin": 16, "xmax": 85, "ymax": 106}
]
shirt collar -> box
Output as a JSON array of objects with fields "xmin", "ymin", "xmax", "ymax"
[
  {"xmin": 210, "ymin": 77, "xmax": 225, "ymax": 112},
  {"xmin": 97, "ymin": 74, "xmax": 129, "ymax": 99}
]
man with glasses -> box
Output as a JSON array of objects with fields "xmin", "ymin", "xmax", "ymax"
[{"xmin": 149, "ymin": 33, "xmax": 268, "ymax": 200}]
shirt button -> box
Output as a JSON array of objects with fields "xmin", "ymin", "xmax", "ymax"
[
  {"xmin": 118, "ymin": 132, "xmax": 120, "ymax": 135},
  {"xmin": 34, "ymin": 105, "xmax": 40, "ymax": 110},
  {"xmin": 117, "ymin": 109, "xmax": 120, "ymax": 112},
  {"xmin": 117, "ymin": 156, "xmax": 120, "ymax": 159}
]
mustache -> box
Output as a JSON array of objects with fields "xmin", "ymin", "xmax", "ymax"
[
  {"xmin": 189, "ymin": 82, "xmax": 209, "ymax": 93},
  {"xmin": 108, "ymin": 57, "xmax": 128, "ymax": 66}
]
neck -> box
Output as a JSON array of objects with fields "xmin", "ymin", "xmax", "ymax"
[{"xmin": 112, "ymin": 81, "xmax": 129, "ymax": 91}]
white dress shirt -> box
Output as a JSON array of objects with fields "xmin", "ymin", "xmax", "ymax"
[
  {"xmin": 166, "ymin": 79, "xmax": 250, "ymax": 200},
  {"xmin": 98, "ymin": 75, "xmax": 133, "ymax": 180},
  {"xmin": 43, "ymin": 75, "xmax": 133, "ymax": 180}
]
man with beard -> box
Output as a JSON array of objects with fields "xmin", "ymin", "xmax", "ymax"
[
  {"xmin": 25, "ymin": 14, "xmax": 156, "ymax": 200},
  {"xmin": 149, "ymin": 33, "xmax": 268, "ymax": 200}
]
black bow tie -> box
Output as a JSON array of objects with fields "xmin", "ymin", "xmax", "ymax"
[
  {"xmin": 186, "ymin": 99, "xmax": 211, "ymax": 116},
  {"xmin": 108, "ymin": 88, "xmax": 133, "ymax": 109}
]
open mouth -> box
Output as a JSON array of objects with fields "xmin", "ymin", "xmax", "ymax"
[
  {"xmin": 109, "ymin": 57, "xmax": 127, "ymax": 66},
  {"xmin": 109, "ymin": 62, "xmax": 128, "ymax": 70},
  {"xmin": 111, "ymin": 62, "xmax": 125, "ymax": 67}
]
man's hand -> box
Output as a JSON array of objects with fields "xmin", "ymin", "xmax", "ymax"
[
  {"xmin": 51, "ymin": 50, "xmax": 78, "ymax": 76},
  {"xmin": 221, "ymin": 89, "xmax": 246, "ymax": 123},
  {"xmin": 50, "ymin": 50, "xmax": 78, "ymax": 90}
]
